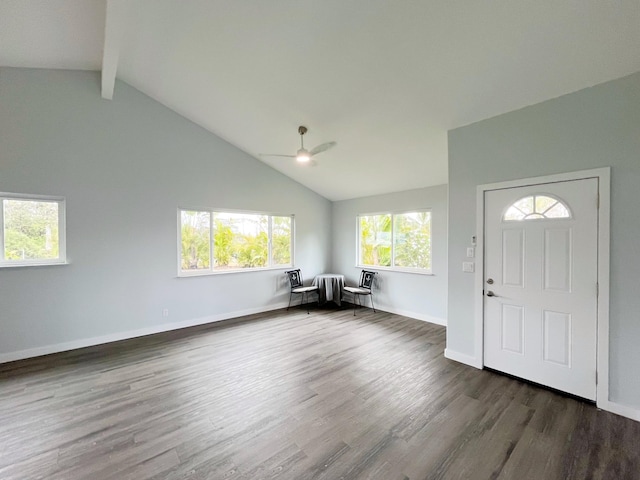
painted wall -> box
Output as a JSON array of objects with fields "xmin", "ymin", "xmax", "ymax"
[
  {"xmin": 0, "ymin": 68, "xmax": 332, "ymax": 360},
  {"xmin": 332, "ymin": 185, "xmax": 448, "ymax": 324},
  {"xmin": 447, "ymin": 72, "xmax": 640, "ymax": 409}
]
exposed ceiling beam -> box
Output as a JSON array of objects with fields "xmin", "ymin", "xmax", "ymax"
[{"xmin": 101, "ymin": 0, "xmax": 126, "ymax": 100}]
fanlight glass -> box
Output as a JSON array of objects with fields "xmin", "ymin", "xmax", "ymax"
[{"xmin": 503, "ymin": 195, "xmax": 570, "ymax": 221}]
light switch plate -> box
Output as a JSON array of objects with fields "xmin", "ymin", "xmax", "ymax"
[
  {"xmin": 466, "ymin": 247, "xmax": 475, "ymax": 258},
  {"xmin": 462, "ymin": 262, "xmax": 475, "ymax": 273}
]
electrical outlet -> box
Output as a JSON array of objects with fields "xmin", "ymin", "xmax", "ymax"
[
  {"xmin": 462, "ymin": 262, "xmax": 475, "ymax": 273},
  {"xmin": 162, "ymin": 308, "xmax": 169, "ymax": 317}
]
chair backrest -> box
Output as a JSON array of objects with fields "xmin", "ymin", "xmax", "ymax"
[
  {"xmin": 360, "ymin": 270, "xmax": 377, "ymax": 290},
  {"xmin": 285, "ymin": 269, "xmax": 303, "ymax": 289}
]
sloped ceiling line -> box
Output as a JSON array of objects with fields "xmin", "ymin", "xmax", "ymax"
[{"xmin": 2, "ymin": 1, "xmax": 639, "ymax": 200}]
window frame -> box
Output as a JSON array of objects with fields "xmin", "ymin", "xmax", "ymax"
[
  {"xmin": 502, "ymin": 193, "xmax": 572, "ymax": 222},
  {"xmin": 0, "ymin": 192, "xmax": 67, "ymax": 268},
  {"xmin": 177, "ymin": 207, "xmax": 295, "ymax": 277},
  {"xmin": 356, "ymin": 209, "xmax": 433, "ymax": 275}
]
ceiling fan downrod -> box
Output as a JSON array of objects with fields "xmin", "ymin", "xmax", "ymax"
[{"xmin": 296, "ymin": 126, "xmax": 310, "ymax": 162}]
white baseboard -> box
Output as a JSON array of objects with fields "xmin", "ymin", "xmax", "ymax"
[
  {"xmin": 444, "ymin": 348, "xmax": 483, "ymax": 369},
  {"xmin": 375, "ymin": 305, "xmax": 447, "ymax": 326},
  {"xmin": 598, "ymin": 400, "xmax": 640, "ymax": 422},
  {"xmin": 0, "ymin": 302, "xmax": 289, "ymax": 364}
]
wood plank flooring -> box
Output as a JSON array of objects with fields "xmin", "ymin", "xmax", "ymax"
[{"xmin": 1, "ymin": 307, "xmax": 639, "ymax": 479}]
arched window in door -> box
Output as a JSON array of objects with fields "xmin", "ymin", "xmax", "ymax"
[{"xmin": 503, "ymin": 194, "xmax": 571, "ymax": 221}]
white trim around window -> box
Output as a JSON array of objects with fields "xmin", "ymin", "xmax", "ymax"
[
  {"xmin": 356, "ymin": 209, "xmax": 433, "ymax": 274},
  {"xmin": 177, "ymin": 207, "xmax": 294, "ymax": 277},
  {"xmin": 0, "ymin": 192, "xmax": 67, "ymax": 268}
]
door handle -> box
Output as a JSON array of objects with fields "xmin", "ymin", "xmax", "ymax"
[{"xmin": 486, "ymin": 290, "xmax": 497, "ymax": 297}]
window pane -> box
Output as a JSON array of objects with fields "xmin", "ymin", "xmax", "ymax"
[
  {"xmin": 393, "ymin": 212, "xmax": 431, "ymax": 270},
  {"xmin": 214, "ymin": 213, "xmax": 268, "ymax": 270},
  {"xmin": 180, "ymin": 210, "xmax": 210, "ymax": 271},
  {"xmin": 534, "ymin": 195, "xmax": 557, "ymax": 214},
  {"xmin": 544, "ymin": 202, "xmax": 570, "ymax": 218},
  {"xmin": 3, "ymin": 199, "xmax": 59, "ymax": 261},
  {"xmin": 514, "ymin": 196, "xmax": 534, "ymax": 215},
  {"xmin": 359, "ymin": 214, "xmax": 391, "ymax": 267},
  {"xmin": 504, "ymin": 195, "xmax": 570, "ymax": 221},
  {"xmin": 271, "ymin": 216, "xmax": 292, "ymax": 266},
  {"xmin": 504, "ymin": 206, "xmax": 526, "ymax": 221}
]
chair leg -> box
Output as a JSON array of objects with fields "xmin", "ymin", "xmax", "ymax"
[
  {"xmin": 305, "ymin": 291, "xmax": 310, "ymax": 314},
  {"xmin": 353, "ymin": 294, "xmax": 358, "ymax": 316},
  {"xmin": 287, "ymin": 292, "xmax": 293, "ymax": 311},
  {"xmin": 370, "ymin": 294, "xmax": 376, "ymax": 313}
]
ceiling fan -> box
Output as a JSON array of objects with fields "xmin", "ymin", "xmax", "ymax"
[{"xmin": 260, "ymin": 126, "xmax": 336, "ymax": 164}]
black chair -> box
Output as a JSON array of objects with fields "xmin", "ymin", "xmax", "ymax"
[
  {"xmin": 284, "ymin": 269, "xmax": 319, "ymax": 314},
  {"xmin": 344, "ymin": 270, "xmax": 377, "ymax": 316}
]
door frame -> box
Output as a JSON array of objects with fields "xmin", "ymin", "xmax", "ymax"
[{"xmin": 474, "ymin": 167, "xmax": 610, "ymax": 408}]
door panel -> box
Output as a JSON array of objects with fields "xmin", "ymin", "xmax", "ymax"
[
  {"xmin": 543, "ymin": 310, "xmax": 571, "ymax": 366},
  {"xmin": 484, "ymin": 179, "xmax": 598, "ymax": 400},
  {"xmin": 502, "ymin": 229, "xmax": 525, "ymax": 287},
  {"xmin": 501, "ymin": 304, "xmax": 524, "ymax": 354},
  {"xmin": 543, "ymin": 228, "xmax": 572, "ymax": 292}
]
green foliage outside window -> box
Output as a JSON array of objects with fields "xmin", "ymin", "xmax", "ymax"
[
  {"xmin": 359, "ymin": 211, "xmax": 431, "ymax": 271},
  {"xmin": 359, "ymin": 214, "xmax": 391, "ymax": 267},
  {"xmin": 393, "ymin": 212, "xmax": 431, "ymax": 270},
  {"xmin": 216, "ymin": 214, "xmax": 268, "ymax": 269},
  {"xmin": 3, "ymin": 199, "xmax": 59, "ymax": 261},
  {"xmin": 271, "ymin": 216, "xmax": 291, "ymax": 266},
  {"xmin": 180, "ymin": 211, "xmax": 210, "ymax": 270},
  {"xmin": 213, "ymin": 219, "xmax": 233, "ymax": 267},
  {"xmin": 180, "ymin": 210, "xmax": 292, "ymax": 272}
]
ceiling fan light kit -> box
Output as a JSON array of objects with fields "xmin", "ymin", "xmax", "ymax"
[
  {"xmin": 260, "ymin": 125, "xmax": 336, "ymax": 166},
  {"xmin": 296, "ymin": 149, "xmax": 311, "ymax": 163}
]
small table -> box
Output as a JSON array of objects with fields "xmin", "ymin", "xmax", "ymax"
[{"xmin": 312, "ymin": 274, "xmax": 345, "ymax": 306}]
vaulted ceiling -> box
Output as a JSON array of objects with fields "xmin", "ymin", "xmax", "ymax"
[{"xmin": 2, "ymin": 1, "xmax": 639, "ymax": 200}]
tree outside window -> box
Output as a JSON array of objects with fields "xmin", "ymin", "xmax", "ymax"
[
  {"xmin": 179, "ymin": 209, "xmax": 293, "ymax": 275},
  {"xmin": 1, "ymin": 195, "xmax": 66, "ymax": 267},
  {"xmin": 358, "ymin": 211, "xmax": 431, "ymax": 273}
]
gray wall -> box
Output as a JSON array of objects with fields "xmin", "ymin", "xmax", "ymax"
[
  {"xmin": 332, "ymin": 185, "xmax": 448, "ymax": 324},
  {"xmin": 447, "ymin": 72, "xmax": 640, "ymax": 408},
  {"xmin": 0, "ymin": 68, "xmax": 332, "ymax": 358}
]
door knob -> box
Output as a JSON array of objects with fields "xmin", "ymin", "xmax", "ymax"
[
  {"xmin": 486, "ymin": 290, "xmax": 497, "ymax": 297},
  {"xmin": 487, "ymin": 278, "xmax": 494, "ymax": 284}
]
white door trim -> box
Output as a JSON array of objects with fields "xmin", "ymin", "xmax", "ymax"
[{"xmin": 474, "ymin": 167, "xmax": 610, "ymax": 409}]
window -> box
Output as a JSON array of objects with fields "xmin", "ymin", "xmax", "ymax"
[
  {"xmin": 503, "ymin": 194, "xmax": 570, "ymax": 221},
  {"xmin": 179, "ymin": 209, "xmax": 293, "ymax": 275},
  {"xmin": 0, "ymin": 193, "xmax": 66, "ymax": 267},
  {"xmin": 358, "ymin": 210, "xmax": 431, "ymax": 273}
]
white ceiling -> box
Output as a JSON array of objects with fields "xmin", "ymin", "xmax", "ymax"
[{"xmin": 2, "ymin": 1, "xmax": 639, "ymax": 201}]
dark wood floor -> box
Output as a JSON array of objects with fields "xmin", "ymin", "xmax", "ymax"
[{"xmin": 1, "ymin": 307, "xmax": 639, "ymax": 480}]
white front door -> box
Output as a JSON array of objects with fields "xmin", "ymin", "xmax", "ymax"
[{"xmin": 483, "ymin": 178, "xmax": 598, "ymax": 400}]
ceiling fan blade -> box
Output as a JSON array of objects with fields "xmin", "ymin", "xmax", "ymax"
[
  {"xmin": 309, "ymin": 141, "xmax": 337, "ymax": 157},
  {"xmin": 259, "ymin": 153, "xmax": 296, "ymax": 158}
]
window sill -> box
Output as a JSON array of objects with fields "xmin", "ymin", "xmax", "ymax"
[
  {"xmin": 355, "ymin": 265, "xmax": 434, "ymax": 276},
  {"xmin": 178, "ymin": 265, "xmax": 293, "ymax": 278},
  {"xmin": 0, "ymin": 261, "xmax": 70, "ymax": 269}
]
